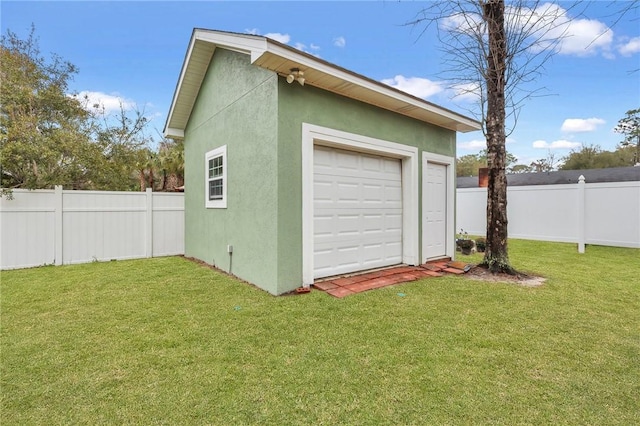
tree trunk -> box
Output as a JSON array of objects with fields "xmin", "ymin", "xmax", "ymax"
[
  {"xmin": 139, "ymin": 169, "xmax": 146, "ymax": 192},
  {"xmin": 481, "ymin": 0, "xmax": 515, "ymax": 274},
  {"xmin": 148, "ymin": 168, "xmax": 154, "ymax": 191}
]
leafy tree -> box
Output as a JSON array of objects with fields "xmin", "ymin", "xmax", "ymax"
[
  {"xmin": 457, "ymin": 153, "xmax": 487, "ymax": 177},
  {"xmin": 0, "ymin": 26, "xmax": 101, "ymax": 190},
  {"xmin": 412, "ymin": 1, "xmax": 577, "ymax": 273},
  {"xmin": 1, "ymin": 27, "xmax": 157, "ymax": 194},
  {"xmin": 157, "ymin": 138, "xmax": 184, "ymax": 191},
  {"xmin": 561, "ymin": 144, "xmax": 636, "ymax": 170},
  {"xmin": 457, "ymin": 149, "xmax": 517, "ymax": 176},
  {"xmin": 530, "ymin": 150, "xmax": 560, "ymax": 172},
  {"xmin": 134, "ymin": 148, "xmax": 156, "ymax": 191},
  {"xmin": 510, "ymin": 164, "xmax": 533, "ymax": 174},
  {"xmin": 613, "ymin": 108, "xmax": 640, "ymax": 165},
  {"xmin": 90, "ymin": 101, "xmax": 153, "ymax": 191}
]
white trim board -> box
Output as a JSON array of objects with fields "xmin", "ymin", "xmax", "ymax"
[
  {"xmin": 421, "ymin": 152, "xmax": 456, "ymax": 263},
  {"xmin": 301, "ymin": 123, "xmax": 419, "ymax": 286}
]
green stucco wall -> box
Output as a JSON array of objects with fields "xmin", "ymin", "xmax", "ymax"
[
  {"xmin": 184, "ymin": 48, "xmax": 456, "ymax": 295},
  {"xmin": 184, "ymin": 48, "xmax": 280, "ymax": 294},
  {"xmin": 275, "ymin": 81, "xmax": 456, "ymax": 294}
]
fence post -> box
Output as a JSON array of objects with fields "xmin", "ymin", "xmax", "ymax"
[
  {"xmin": 54, "ymin": 185, "xmax": 63, "ymax": 265},
  {"xmin": 577, "ymin": 175, "xmax": 585, "ymax": 254},
  {"xmin": 146, "ymin": 188, "xmax": 153, "ymax": 258}
]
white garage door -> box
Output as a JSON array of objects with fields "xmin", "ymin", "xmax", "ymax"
[{"xmin": 313, "ymin": 145, "xmax": 403, "ymax": 278}]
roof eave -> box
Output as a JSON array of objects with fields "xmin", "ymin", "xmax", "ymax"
[
  {"xmin": 252, "ymin": 41, "xmax": 481, "ymax": 133},
  {"xmin": 163, "ymin": 29, "xmax": 482, "ymax": 138},
  {"xmin": 164, "ymin": 127, "xmax": 185, "ymax": 139}
]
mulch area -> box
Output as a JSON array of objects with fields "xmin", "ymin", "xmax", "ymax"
[{"xmin": 464, "ymin": 265, "xmax": 546, "ymax": 287}]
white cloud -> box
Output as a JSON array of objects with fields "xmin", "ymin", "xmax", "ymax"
[
  {"xmin": 458, "ymin": 139, "xmax": 486, "ymax": 151},
  {"xmin": 441, "ymin": 11, "xmax": 483, "ymax": 33},
  {"xmin": 246, "ymin": 29, "xmax": 323, "ymax": 55},
  {"xmin": 457, "ymin": 137, "xmax": 516, "ymax": 152},
  {"xmin": 451, "ymin": 82, "xmax": 482, "ymax": 103},
  {"xmin": 333, "ymin": 36, "xmax": 346, "ymax": 48},
  {"xmin": 557, "ymin": 18, "xmax": 613, "ymax": 57},
  {"xmin": 71, "ymin": 91, "xmax": 135, "ymax": 114},
  {"xmin": 523, "ymin": 3, "xmax": 614, "ymax": 57},
  {"xmin": 561, "ymin": 117, "xmax": 605, "ymax": 133},
  {"xmin": 533, "ymin": 139, "xmax": 581, "ymax": 149},
  {"xmin": 293, "ymin": 42, "xmax": 321, "ymax": 58},
  {"xmin": 442, "ymin": 4, "xmax": 615, "ymax": 58},
  {"xmin": 618, "ymin": 36, "xmax": 640, "ymax": 56},
  {"xmin": 264, "ymin": 32, "xmax": 291, "ymax": 44},
  {"xmin": 381, "ymin": 75, "xmax": 444, "ymax": 99}
]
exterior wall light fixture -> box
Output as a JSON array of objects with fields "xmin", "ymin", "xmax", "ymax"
[{"xmin": 286, "ymin": 68, "xmax": 305, "ymax": 86}]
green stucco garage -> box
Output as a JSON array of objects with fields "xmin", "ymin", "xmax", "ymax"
[{"xmin": 164, "ymin": 29, "xmax": 480, "ymax": 295}]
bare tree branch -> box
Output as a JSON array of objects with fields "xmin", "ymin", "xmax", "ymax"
[{"xmin": 408, "ymin": 0, "xmax": 591, "ymax": 273}]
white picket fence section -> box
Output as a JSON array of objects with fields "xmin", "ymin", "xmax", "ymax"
[
  {"xmin": 1, "ymin": 186, "xmax": 184, "ymax": 270},
  {"xmin": 457, "ymin": 177, "xmax": 640, "ymax": 250}
]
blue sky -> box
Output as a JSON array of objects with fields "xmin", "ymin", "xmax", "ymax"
[{"xmin": 3, "ymin": 1, "xmax": 639, "ymax": 166}]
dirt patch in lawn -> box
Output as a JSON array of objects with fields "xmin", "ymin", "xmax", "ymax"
[{"xmin": 464, "ymin": 265, "xmax": 546, "ymax": 287}]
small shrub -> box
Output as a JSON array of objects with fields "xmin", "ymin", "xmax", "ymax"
[{"xmin": 475, "ymin": 237, "xmax": 486, "ymax": 252}]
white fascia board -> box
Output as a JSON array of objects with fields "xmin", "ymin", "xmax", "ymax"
[
  {"xmin": 163, "ymin": 34, "xmax": 200, "ymax": 136},
  {"xmin": 254, "ymin": 42, "xmax": 481, "ymax": 132},
  {"xmin": 164, "ymin": 127, "xmax": 185, "ymax": 139},
  {"xmin": 195, "ymin": 29, "xmax": 267, "ymax": 55}
]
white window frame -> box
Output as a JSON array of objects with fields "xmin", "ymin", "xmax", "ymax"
[{"xmin": 205, "ymin": 145, "xmax": 227, "ymax": 209}]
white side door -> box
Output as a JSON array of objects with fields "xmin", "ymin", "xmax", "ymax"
[{"xmin": 424, "ymin": 162, "xmax": 448, "ymax": 260}]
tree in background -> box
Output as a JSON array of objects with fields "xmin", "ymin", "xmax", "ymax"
[
  {"xmin": 457, "ymin": 149, "xmax": 517, "ymax": 177},
  {"xmin": 90, "ymin": 100, "xmax": 153, "ymax": 191},
  {"xmin": 412, "ymin": 1, "xmax": 575, "ymax": 273},
  {"xmin": 0, "ymin": 26, "xmax": 101, "ymax": 190},
  {"xmin": 457, "ymin": 153, "xmax": 487, "ymax": 177},
  {"xmin": 561, "ymin": 144, "xmax": 636, "ymax": 170},
  {"xmin": 614, "ymin": 108, "xmax": 640, "ymax": 166},
  {"xmin": 157, "ymin": 138, "xmax": 185, "ymax": 191},
  {"xmin": 509, "ymin": 164, "xmax": 533, "ymax": 173},
  {"xmin": 1, "ymin": 27, "xmax": 183, "ymax": 195},
  {"xmin": 530, "ymin": 150, "xmax": 559, "ymax": 172}
]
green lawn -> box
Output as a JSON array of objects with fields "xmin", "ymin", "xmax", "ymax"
[{"xmin": 2, "ymin": 240, "xmax": 639, "ymax": 425}]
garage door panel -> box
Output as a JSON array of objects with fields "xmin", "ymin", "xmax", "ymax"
[
  {"xmin": 361, "ymin": 155, "xmax": 383, "ymax": 172},
  {"xmin": 314, "ymin": 185, "xmax": 401, "ymax": 209},
  {"xmin": 384, "ymin": 157, "xmax": 401, "ymax": 173},
  {"xmin": 313, "ymin": 146, "xmax": 334, "ymax": 168},
  {"xmin": 314, "ymin": 212, "xmax": 401, "ymax": 240},
  {"xmin": 313, "ymin": 179, "xmax": 334, "ymax": 204},
  {"xmin": 314, "ymin": 241, "xmax": 402, "ymax": 277},
  {"xmin": 315, "ymin": 232, "xmax": 402, "ymax": 247},
  {"xmin": 316, "ymin": 169, "xmax": 401, "ymax": 182},
  {"xmin": 336, "ymin": 182, "xmax": 359, "ymax": 202},
  {"xmin": 336, "ymin": 150, "xmax": 360, "ymax": 170},
  {"xmin": 314, "ymin": 146, "xmax": 403, "ymax": 278}
]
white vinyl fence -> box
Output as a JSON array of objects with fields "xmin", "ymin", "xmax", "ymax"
[
  {"xmin": 457, "ymin": 177, "xmax": 640, "ymax": 251},
  {"xmin": 1, "ymin": 186, "xmax": 184, "ymax": 270}
]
